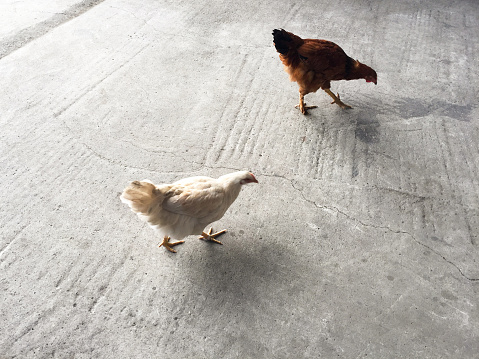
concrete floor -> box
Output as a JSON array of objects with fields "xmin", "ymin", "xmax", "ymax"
[{"xmin": 1, "ymin": 0, "xmax": 478, "ymax": 357}]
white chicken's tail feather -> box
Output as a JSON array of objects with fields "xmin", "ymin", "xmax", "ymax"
[{"xmin": 120, "ymin": 180, "xmax": 163, "ymax": 215}]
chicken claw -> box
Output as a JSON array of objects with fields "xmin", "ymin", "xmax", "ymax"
[
  {"xmin": 199, "ymin": 227, "xmax": 227, "ymax": 245},
  {"xmin": 296, "ymin": 94, "xmax": 318, "ymax": 115},
  {"xmin": 324, "ymin": 89, "xmax": 352, "ymax": 109},
  {"xmin": 295, "ymin": 103, "xmax": 318, "ymax": 115},
  {"xmin": 159, "ymin": 236, "xmax": 185, "ymax": 253}
]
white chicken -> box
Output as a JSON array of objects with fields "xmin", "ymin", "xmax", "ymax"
[{"xmin": 120, "ymin": 171, "xmax": 258, "ymax": 252}]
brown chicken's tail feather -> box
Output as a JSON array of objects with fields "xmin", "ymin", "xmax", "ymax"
[
  {"xmin": 272, "ymin": 29, "xmax": 303, "ymax": 54},
  {"xmin": 120, "ymin": 180, "xmax": 162, "ymax": 215}
]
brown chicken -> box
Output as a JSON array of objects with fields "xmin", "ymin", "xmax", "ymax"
[{"xmin": 273, "ymin": 29, "xmax": 377, "ymax": 114}]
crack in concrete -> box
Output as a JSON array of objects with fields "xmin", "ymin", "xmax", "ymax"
[
  {"xmin": 0, "ymin": 0, "xmax": 107, "ymax": 59},
  {"xmin": 277, "ymin": 175, "xmax": 479, "ymax": 282},
  {"xmin": 64, "ymin": 132, "xmax": 204, "ymax": 174},
  {"xmin": 410, "ymin": 237, "xmax": 479, "ymax": 282}
]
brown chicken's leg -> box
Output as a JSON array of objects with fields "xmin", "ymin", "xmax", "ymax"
[
  {"xmin": 324, "ymin": 89, "xmax": 352, "ymax": 109},
  {"xmin": 295, "ymin": 93, "xmax": 317, "ymax": 115},
  {"xmin": 159, "ymin": 235, "xmax": 185, "ymax": 253},
  {"xmin": 199, "ymin": 227, "xmax": 227, "ymax": 245}
]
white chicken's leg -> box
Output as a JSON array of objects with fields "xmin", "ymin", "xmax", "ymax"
[
  {"xmin": 159, "ymin": 235, "xmax": 185, "ymax": 253},
  {"xmin": 199, "ymin": 227, "xmax": 227, "ymax": 245},
  {"xmin": 295, "ymin": 93, "xmax": 317, "ymax": 115},
  {"xmin": 324, "ymin": 89, "xmax": 352, "ymax": 109}
]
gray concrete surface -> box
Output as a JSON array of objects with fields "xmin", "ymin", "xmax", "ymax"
[{"xmin": 1, "ymin": 0, "xmax": 478, "ymax": 357}]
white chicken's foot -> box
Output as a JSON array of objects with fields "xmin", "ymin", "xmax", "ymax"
[
  {"xmin": 198, "ymin": 227, "xmax": 226, "ymax": 245},
  {"xmin": 159, "ymin": 235, "xmax": 185, "ymax": 253},
  {"xmin": 324, "ymin": 89, "xmax": 352, "ymax": 109}
]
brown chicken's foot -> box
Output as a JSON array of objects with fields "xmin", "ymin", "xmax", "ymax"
[
  {"xmin": 295, "ymin": 103, "xmax": 318, "ymax": 115},
  {"xmin": 324, "ymin": 89, "xmax": 352, "ymax": 109},
  {"xmin": 159, "ymin": 236, "xmax": 185, "ymax": 253},
  {"xmin": 296, "ymin": 94, "xmax": 317, "ymax": 115},
  {"xmin": 199, "ymin": 227, "xmax": 226, "ymax": 245}
]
